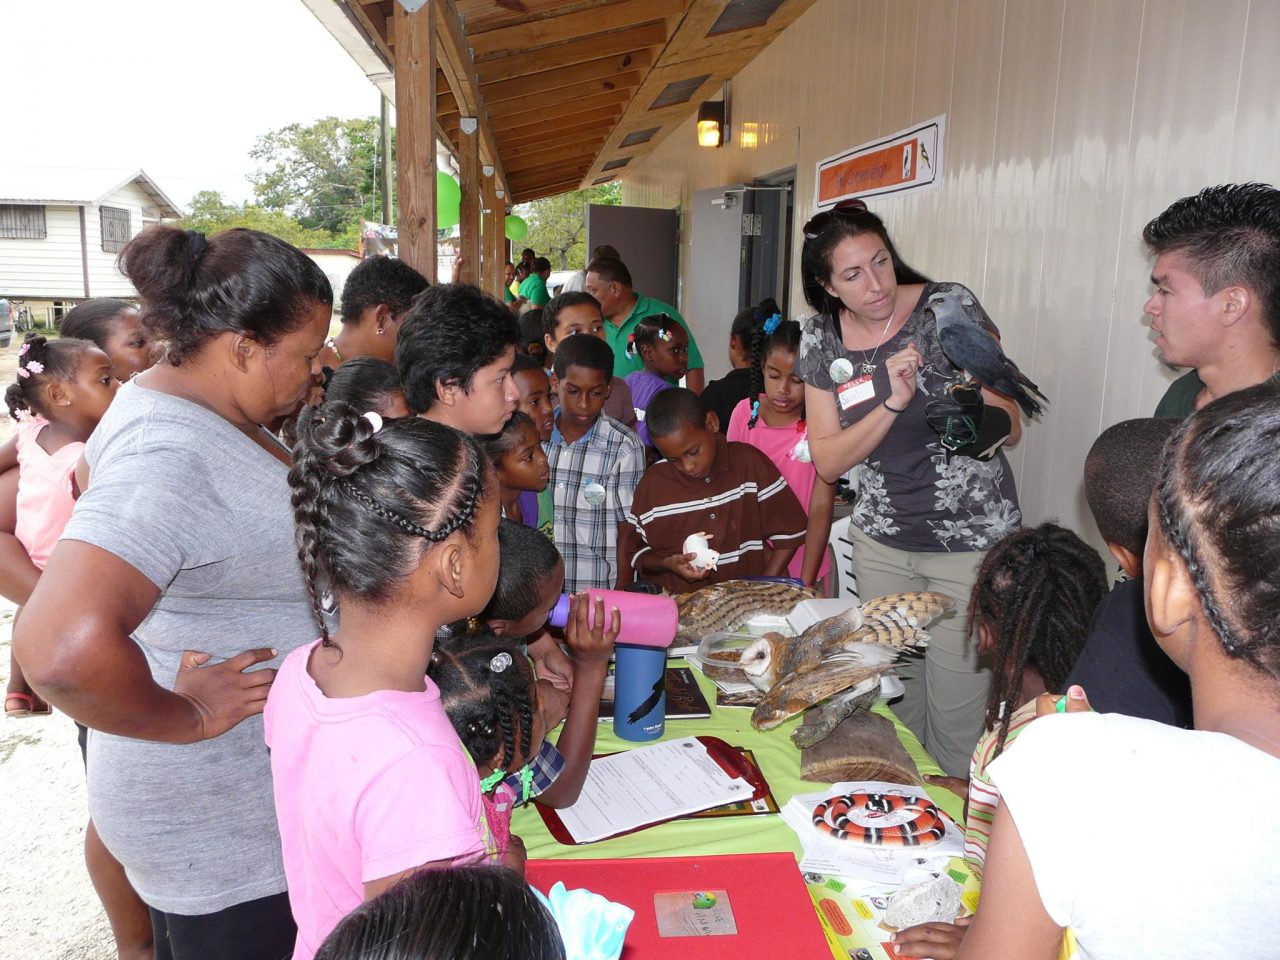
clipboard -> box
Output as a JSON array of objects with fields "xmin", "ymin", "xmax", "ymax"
[
  {"xmin": 527, "ymin": 852, "xmax": 832, "ymax": 959},
  {"xmin": 536, "ymin": 736, "xmax": 769, "ymax": 845}
]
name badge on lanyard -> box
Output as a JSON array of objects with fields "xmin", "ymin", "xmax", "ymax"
[{"xmin": 837, "ymin": 375, "xmax": 876, "ymax": 411}]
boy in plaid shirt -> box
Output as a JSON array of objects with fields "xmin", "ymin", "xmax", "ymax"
[{"xmin": 545, "ymin": 334, "xmax": 645, "ymax": 591}]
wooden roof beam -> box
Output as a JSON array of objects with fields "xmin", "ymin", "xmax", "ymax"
[
  {"xmin": 469, "ymin": 0, "xmax": 685, "ymax": 60},
  {"xmin": 480, "ymin": 49, "xmax": 654, "ymax": 105},
  {"xmin": 511, "ymin": 177, "xmax": 587, "ymax": 203},
  {"xmin": 499, "ymin": 112, "xmax": 622, "ymax": 149},
  {"xmin": 432, "ymin": 0, "xmax": 508, "ymax": 195},
  {"xmin": 476, "ymin": 21, "xmax": 667, "ymax": 83},
  {"xmin": 502, "ymin": 129, "xmax": 611, "ymax": 162},
  {"xmin": 505, "ymin": 148, "xmax": 602, "ymax": 178},
  {"xmin": 487, "ymin": 88, "xmax": 631, "ymax": 123},
  {"xmin": 491, "ymin": 102, "xmax": 624, "ymax": 136}
]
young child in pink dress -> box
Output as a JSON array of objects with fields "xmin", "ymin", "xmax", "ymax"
[
  {"xmin": 726, "ymin": 316, "xmax": 835, "ymax": 588},
  {"xmin": 266, "ymin": 404, "xmax": 504, "ymax": 960},
  {"xmin": 4, "ymin": 334, "xmax": 118, "ymax": 717}
]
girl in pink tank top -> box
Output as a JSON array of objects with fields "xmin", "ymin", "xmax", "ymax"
[
  {"xmin": 4, "ymin": 334, "xmax": 118, "ymax": 716},
  {"xmin": 727, "ymin": 316, "xmax": 836, "ymax": 589}
]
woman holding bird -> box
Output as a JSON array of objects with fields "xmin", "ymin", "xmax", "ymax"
[{"xmin": 797, "ymin": 199, "xmax": 1041, "ymax": 777}]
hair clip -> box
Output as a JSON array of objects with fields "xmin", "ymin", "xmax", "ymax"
[
  {"xmin": 12, "ymin": 408, "xmax": 32, "ymax": 423},
  {"xmin": 656, "ymin": 327, "xmax": 673, "ymax": 343},
  {"xmin": 750, "ymin": 399, "xmax": 760, "ymax": 421},
  {"xmin": 17, "ymin": 343, "xmax": 30, "ymax": 358},
  {"xmin": 362, "ymin": 411, "xmax": 384, "ymax": 433},
  {"xmin": 16, "ymin": 366, "xmax": 29, "ymax": 379},
  {"xmin": 24, "ymin": 360, "xmax": 44, "ymax": 376},
  {"xmin": 625, "ymin": 332, "xmax": 637, "ymax": 357},
  {"xmin": 490, "ymin": 652, "xmax": 513, "ymax": 673},
  {"xmin": 763, "ymin": 313, "xmax": 783, "ymax": 335},
  {"xmin": 479, "ymin": 768, "xmax": 505, "ymax": 793}
]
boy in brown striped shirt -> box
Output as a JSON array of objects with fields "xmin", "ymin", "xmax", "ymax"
[{"xmin": 618, "ymin": 388, "xmax": 807, "ymax": 593}]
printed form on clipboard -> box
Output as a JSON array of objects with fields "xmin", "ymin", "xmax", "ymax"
[{"xmin": 553, "ymin": 737, "xmax": 754, "ymax": 844}]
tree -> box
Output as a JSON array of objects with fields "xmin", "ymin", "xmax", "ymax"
[
  {"xmin": 179, "ymin": 190, "xmax": 357, "ymax": 249},
  {"xmin": 248, "ymin": 116, "xmax": 392, "ymax": 235},
  {"xmin": 519, "ymin": 182, "xmax": 622, "ymax": 271}
]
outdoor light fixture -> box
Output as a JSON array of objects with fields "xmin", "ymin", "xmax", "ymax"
[{"xmin": 697, "ymin": 100, "xmax": 726, "ymax": 148}]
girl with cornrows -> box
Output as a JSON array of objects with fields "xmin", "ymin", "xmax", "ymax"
[
  {"xmin": 796, "ymin": 200, "xmax": 1025, "ymax": 777},
  {"xmin": 726, "ymin": 315, "xmax": 834, "ymax": 588},
  {"xmin": 15, "ymin": 225, "xmax": 332, "ymax": 959},
  {"xmin": 266, "ymin": 404, "xmax": 504, "ymax": 960},
  {"xmin": 623, "ymin": 312, "xmax": 688, "ymax": 449},
  {"xmin": 956, "ymin": 380, "xmax": 1280, "ymax": 960}
]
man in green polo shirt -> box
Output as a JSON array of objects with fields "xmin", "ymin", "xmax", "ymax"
[
  {"xmin": 1142, "ymin": 184, "xmax": 1280, "ymax": 418},
  {"xmin": 519, "ymin": 256, "xmax": 552, "ymax": 308},
  {"xmin": 585, "ymin": 256, "xmax": 705, "ymax": 392}
]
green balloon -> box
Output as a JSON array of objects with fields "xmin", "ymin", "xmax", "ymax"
[
  {"xmin": 437, "ymin": 195, "xmax": 461, "ymax": 230},
  {"xmin": 505, "ymin": 214, "xmax": 528, "ymax": 242},
  {"xmin": 436, "ymin": 171, "xmax": 461, "ymax": 229},
  {"xmin": 436, "ymin": 170, "xmax": 461, "ymax": 206}
]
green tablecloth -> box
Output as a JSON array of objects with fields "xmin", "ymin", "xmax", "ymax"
[{"xmin": 514, "ymin": 663, "xmax": 962, "ymax": 861}]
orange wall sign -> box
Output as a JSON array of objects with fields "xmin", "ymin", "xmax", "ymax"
[{"xmin": 815, "ymin": 115, "xmax": 945, "ymax": 209}]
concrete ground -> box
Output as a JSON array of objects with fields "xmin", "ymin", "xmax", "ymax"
[{"xmin": 1, "ymin": 597, "xmax": 113, "ymax": 960}]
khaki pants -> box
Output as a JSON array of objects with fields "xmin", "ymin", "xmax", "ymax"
[{"xmin": 849, "ymin": 525, "xmax": 991, "ymax": 777}]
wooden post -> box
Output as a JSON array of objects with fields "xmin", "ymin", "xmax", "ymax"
[
  {"xmin": 393, "ymin": 1, "xmax": 437, "ymax": 281},
  {"xmin": 458, "ymin": 117, "xmax": 481, "ymax": 285},
  {"xmin": 483, "ymin": 170, "xmax": 502, "ymax": 296},
  {"xmin": 379, "ymin": 94, "xmax": 393, "ymax": 226}
]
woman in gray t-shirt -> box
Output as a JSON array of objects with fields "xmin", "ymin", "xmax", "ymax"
[
  {"xmin": 796, "ymin": 200, "xmax": 1024, "ymax": 778},
  {"xmin": 15, "ymin": 225, "xmax": 332, "ymax": 959}
]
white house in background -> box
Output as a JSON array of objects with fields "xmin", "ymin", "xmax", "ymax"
[
  {"xmin": 0, "ymin": 167, "xmax": 182, "ymax": 302},
  {"xmin": 300, "ymin": 248, "xmax": 361, "ymax": 309}
]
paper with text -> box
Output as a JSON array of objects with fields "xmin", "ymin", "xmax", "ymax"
[{"xmin": 556, "ymin": 737, "xmax": 753, "ymax": 843}]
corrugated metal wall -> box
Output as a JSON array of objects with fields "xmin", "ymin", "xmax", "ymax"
[{"xmin": 622, "ymin": 0, "xmax": 1280, "ymax": 548}]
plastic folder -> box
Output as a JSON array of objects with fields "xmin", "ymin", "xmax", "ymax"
[{"xmin": 526, "ymin": 852, "xmax": 830, "ymax": 959}]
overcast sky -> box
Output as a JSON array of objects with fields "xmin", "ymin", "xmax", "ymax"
[{"xmin": 3, "ymin": 0, "xmax": 379, "ymax": 209}]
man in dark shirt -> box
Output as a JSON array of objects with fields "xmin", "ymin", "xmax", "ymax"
[{"xmin": 1143, "ymin": 184, "xmax": 1280, "ymax": 418}]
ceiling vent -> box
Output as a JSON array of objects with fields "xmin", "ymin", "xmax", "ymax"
[
  {"xmin": 707, "ymin": 0, "xmax": 786, "ymax": 36},
  {"xmin": 602, "ymin": 157, "xmax": 632, "ymax": 171},
  {"xmin": 620, "ymin": 127, "xmax": 660, "ymax": 147},
  {"xmin": 649, "ymin": 75, "xmax": 711, "ymax": 109}
]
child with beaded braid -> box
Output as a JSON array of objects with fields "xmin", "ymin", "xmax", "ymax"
[
  {"xmin": 429, "ymin": 631, "xmax": 541, "ymax": 865},
  {"xmin": 265, "ymin": 404, "xmax": 504, "ymax": 960},
  {"xmin": 892, "ymin": 522, "xmax": 1105, "ymax": 960},
  {"xmin": 726, "ymin": 315, "xmax": 835, "ymax": 587}
]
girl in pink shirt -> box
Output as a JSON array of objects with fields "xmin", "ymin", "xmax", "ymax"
[
  {"xmin": 4, "ymin": 334, "xmax": 118, "ymax": 717},
  {"xmin": 727, "ymin": 317, "xmax": 835, "ymax": 588},
  {"xmin": 265, "ymin": 405, "xmax": 504, "ymax": 960}
]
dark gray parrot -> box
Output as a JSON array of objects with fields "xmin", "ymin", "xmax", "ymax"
[{"xmin": 925, "ymin": 284, "xmax": 1048, "ymax": 418}]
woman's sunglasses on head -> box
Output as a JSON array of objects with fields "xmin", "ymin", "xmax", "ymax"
[{"xmin": 802, "ymin": 198, "xmax": 869, "ymax": 240}]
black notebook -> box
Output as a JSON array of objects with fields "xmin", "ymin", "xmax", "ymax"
[{"xmin": 598, "ymin": 665, "xmax": 712, "ymax": 721}]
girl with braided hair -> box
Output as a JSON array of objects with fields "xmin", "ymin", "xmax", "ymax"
[
  {"xmin": 952, "ymin": 380, "xmax": 1280, "ymax": 960},
  {"xmin": 893, "ymin": 523, "xmax": 1105, "ymax": 959},
  {"xmin": 725, "ymin": 315, "xmax": 835, "ymax": 587},
  {"xmin": 429, "ymin": 630, "xmax": 541, "ymax": 863},
  {"xmin": 264, "ymin": 403, "xmax": 503, "ymax": 960},
  {"xmin": 623, "ymin": 312, "xmax": 688, "ymax": 448},
  {"xmin": 938, "ymin": 524, "xmax": 1106, "ymax": 874}
]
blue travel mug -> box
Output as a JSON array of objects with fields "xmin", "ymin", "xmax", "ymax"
[{"xmin": 613, "ymin": 643, "xmax": 666, "ymax": 742}]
